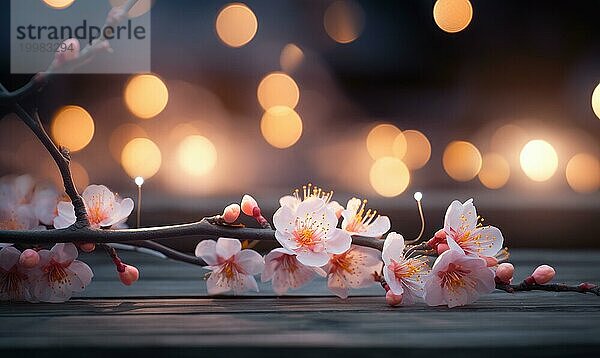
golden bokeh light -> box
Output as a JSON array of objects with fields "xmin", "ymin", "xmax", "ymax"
[
  {"xmin": 519, "ymin": 140, "xmax": 558, "ymax": 182},
  {"xmin": 124, "ymin": 74, "xmax": 169, "ymax": 119},
  {"xmin": 478, "ymin": 153, "xmax": 510, "ymax": 189},
  {"xmin": 120, "ymin": 137, "xmax": 162, "ymax": 179},
  {"xmin": 260, "ymin": 106, "xmax": 303, "ymax": 149},
  {"xmin": 367, "ymin": 124, "xmax": 405, "ymax": 160},
  {"xmin": 443, "ymin": 140, "xmax": 482, "ymax": 181},
  {"xmin": 51, "ymin": 105, "xmax": 95, "ymax": 152},
  {"xmin": 108, "ymin": 123, "xmax": 148, "ymax": 162},
  {"xmin": 109, "ymin": 0, "xmax": 154, "ymax": 17},
  {"xmin": 400, "ymin": 130, "xmax": 431, "ymax": 169},
  {"xmin": 324, "ymin": 0, "xmax": 365, "ymax": 44},
  {"xmin": 280, "ymin": 43, "xmax": 304, "ymax": 73},
  {"xmin": 433, "ymin": 0, "xmax": 473, "ymax": 33},
  {"xmin": 592, "ymin": 82, "xmax": 600, "ymax": 120},
  {"xmin": 490, "ymin": 124, "xmax": 529, "ymax": 159},
  {"xmin": 176, "ymin": 135, "xmax": 218, "ymax": 176},
  {"xmin": 257, "ymin": 72, "xmax": 300, "ymax": 110},
  {"xmin": 215, "ymin": 3, "xmax": 258, "ymax": 48},
  {"xmin": 566, "ymin": 153, "xmax": 600, "ymax": 193},
  {"xmin": 43, "ymin": 0, "xmax": 75, "ymax": 9},
  {"xmin": 369, "ymin": 157, "xmax": 410, "ymax": 197}
]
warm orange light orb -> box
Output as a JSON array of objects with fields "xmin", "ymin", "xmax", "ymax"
[
  {"xmin": 519, "ymin": 140, "xmax": 558, "ymax": 182},
  {"xmin": 215, "ymin": 3, "xmax": 258, "ymax": 48},
  {"xmin": 369, "ymin": 157, "xmax": 410, "ymax": 197},
  {"xmin": 324, "ymin": 0, "xmax": 365, "ymax": 44},
  {"xmin": 592, "ymin": 82, "xmax": 600, "ymax": 120},
  {"xmin": 43, "ymin": 0, "xmax": 75, "ymax": 9},
  {"xmin": 280, "ymin": 43, "xmax": 304, "ymax": 73},
  {"xmin": 566, "ymin": 153, "xmax": 600, "ymax": 193},
  {"xmin": 443, "ymin": 141, "xmax": 482, "ymax": 181},
  {"xmin": 176, "ymin": 135, "xmax": 218, "ymax": 176},
  {"xmin": 108, "ymin": 123, "xmax": 148, "ymax": 162},
  {"xmin": 367, "ymin": 124, "xmax": 405, "ymax": 160},
  {"xmin": 51, "ymin": 105, "xmax": 95, "ymax": 152},
  {"xmin": 120, "ymin": 137, "xmax": 162, "ymax": 179},
  {"xmin": 400, "ymin": 130, "xmax": 431, "ymax": 169},
  {"xmin": 124, "ymin": 74, "xmax": 169, "ymax": 119},
  {"xmin": 260, "ymin": 106, "xmax": 303, "ymax": 149},
  {"xmin": 478, "ymin": 153, "xmax": 510, "ymax": 189},
  {"xmin": 433, "ymin": 0, "xmax": 473, "ymax": 33},
  {"xmin": 257, "ymin": 72, "xmax": 300, "ymax": 110}
]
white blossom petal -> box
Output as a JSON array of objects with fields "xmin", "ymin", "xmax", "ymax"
[
  {"xmin": 215, "ymin": 238, "xmax": 241, "ymax": 260},
  {"xmin": 382, "ymin": 232, "xmax": 405, "ymax": 264},
  {"xmin": 235, "ymin": 249, "xmax": 264, "ymax": 275},
  {"xmin": 195, "ymin": 240, "xmax": 219, "ymax": 265},
  {"xmin": 324, "ymin": 228, "xmax": 351, "ymax": 255}
]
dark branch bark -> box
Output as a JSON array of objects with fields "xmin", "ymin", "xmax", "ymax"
[
  {"xmin": 0, "ymin": 218, "xmax": 385, "ymax": 251},
  {"xmin": 496, "ymin": 281, "xmax": 600, "ymax": 296}
]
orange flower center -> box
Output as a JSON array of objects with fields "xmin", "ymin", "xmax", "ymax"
[{"xmin": 438, "ymin": 262, "xmax": 472, "ymax": 291}]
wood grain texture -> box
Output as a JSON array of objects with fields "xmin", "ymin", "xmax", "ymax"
[{"xmin": 1, "ymin": 249, "xmax": 600, "ymax": 357}]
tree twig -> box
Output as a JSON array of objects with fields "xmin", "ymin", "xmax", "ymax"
[
  {"xmin": 0, "ymin": 218, "xmax": 385, "ymax": 251},
  {"xmin": 496, "ymin": 281, "xmax": 600, "ymax": 296}
]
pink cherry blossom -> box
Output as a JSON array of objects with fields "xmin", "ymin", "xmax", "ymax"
[
  {"xmin": 31, "ymin": 243, "xmax": 93, "ymax": 303},
  {"xmin": 382, "ymin": 232, "xmax": 430, "ymax": 304},
  {"xmin": 0, "ymin": 246, "xmax": 35, "ymax": 302},
  {"xmin": 424, "ymin": 240, "xmax": 495, "ymax": 308},
  {"xmin": 273, "ymin": 196, "xmax": 352, "ymax": 267},
  {"xmin": 0, "ymin": 175, "xmax": 58, "ymax": 230},
  {"xmin": 341, "ymin": 198, "xmax": 390, "ymax": 238},
  {"xmin": 261, "ymin": 248, "xmax": 325, "ymax": 295},
  {"xmin": 195, "ymin": 238, "xmax": 264, "ymax": 295},
  {"xmin": 53, "ymin": 185, "xmax": 134, "ymax": 229},
  {"xmin": 324, "ymin": 245, "xmax": 382, "ymax": 299},
  {"xmin": 438, "ymin": 199, "xmax": 504, "ymax": 258}
]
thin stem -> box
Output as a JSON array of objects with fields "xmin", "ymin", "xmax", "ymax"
[
  {"xmin": 136, "ymin": 184, "xmax": 142, "ymax": 228},
  {"xmin": 496, "ymin": 281, "xmax": 600, "ymax": 296},
  {"xmin": 406, "ymin": 199, "xmax": 425, "ymax": 245},
  {"xmin": 133, "ymin": 241, "xmax": 205, "ymax": 266}
]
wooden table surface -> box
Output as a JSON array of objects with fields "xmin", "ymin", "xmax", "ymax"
[{"xmin": 2, "ymin": 249, "xmax": 600, "ymax": 357}]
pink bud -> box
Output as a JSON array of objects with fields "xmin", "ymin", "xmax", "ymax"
[
  {"xmin": 79, "ymin": 243, "xmax": 96, "ymax": 253},
  {"xmin": 118, "ymin": 265, "xmax": 139, "ymax": 286},
  {"xmin": 53, "ymin": 39, "xmax": 80, "ymax": 65},
  {"xmin": 222, "ymin": 203, "xmax": 241, "ymax": 224},
  {"xmin": 484, "ymin": 256, "xmax": 498, "ymax": 267},
  {"xmin": 579, "ymin": 282, "xmax": 597, "ymax": 290},
  {"xmin": 19, "ymin": 249, "xmax": 39, "ymax": 268},
  {"xmin": 434, "ymin": 229, "xmax": 447, "ymax": 240},
  {"xmin": 495, "ymin": 263, "xmax": 514, "ymax": 284},
  {"xmin": 531, "ymin": 265, "xmax": 555, "ymax": 284},
  {"xmin": 436, "ymin": 243, "xmax": 449, "ymax": 255},
  {"xmin": 241, "ymin": 194, "xmax": 259, "ymax": 216},
  {"xmin": 385, "ymin": 291, "xmax": 403, "ymax": 306}
]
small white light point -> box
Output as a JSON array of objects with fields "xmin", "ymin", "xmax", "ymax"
[
  {"xmin": 135, "ymin": 176, "xmax": 144, "ymax": 186},
  {"xmin": 414, "ymin": 191, "xmax": 423, "ymax": 202}
]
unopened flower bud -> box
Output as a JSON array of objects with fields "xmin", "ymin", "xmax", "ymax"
[
  {"xmin": 531, "ymin": 264, "xmax": 555, "ymax": 284},
  {"xmin": 385, "ymin": 291, "xmax": 403, "ymax": 306},
  {"xmin": 19, "ymin": 249, "xmax": 39, "ymax": 268},
  {"xmin": 222, "ymin": 203, "xmax": 240, "ymax": 224},
  {"xmin": 427, "ymin": 229, "xmax": 447, "ymax": 248},
  {"xmin": 436, "ymin": 243, "xmax": 449, "ymax": 255},
  {"xmin": 484, "ymin": 256, "xmax": 498, "ymax": 267},
  {"xmin": 495, "ymin": 263, "xmax": 514, "ymax": 284},
  {"xmin": 79, "ymin": 243, "xmax": 96, "ymax": 253},
  {"xmin": 241, "ymin": 194, "xmax": 258, "ymax": 216},
  {"xmin": 118, "ymin": 265, "xmax": 139, "ymax": 286},
  {"xmin": 579, "ymin": 282, "xmax": 597, "ymax": 290}
]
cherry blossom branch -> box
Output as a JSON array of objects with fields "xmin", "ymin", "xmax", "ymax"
[
  {"xmin": 496, "ymin": 281, "xmax": 600, "ymax": 295},
  {"xmin": 0, "ymin": 218, "xmax": 385, "ymax": 251}
]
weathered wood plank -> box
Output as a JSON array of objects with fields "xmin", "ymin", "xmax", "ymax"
[{"xmin": 0, "ymin": 249, "xmax": 599, "ymax": 356}]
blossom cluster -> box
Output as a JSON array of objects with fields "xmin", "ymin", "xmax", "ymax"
[
  {"xmin": 1, "ymin": 175, "xmax": 133, "ymax": 302},
  {"xmin": 1, "ymin": 175, "xmax": 563, "ymax": 306},
  {"xmin": 199, "ymin": 185, "xmax": 515, "ymax": 307}
]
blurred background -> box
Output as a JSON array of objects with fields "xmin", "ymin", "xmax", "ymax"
[{"xmin": 0, "ymin": 0, "xmax": 599, "ymax": 248}]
